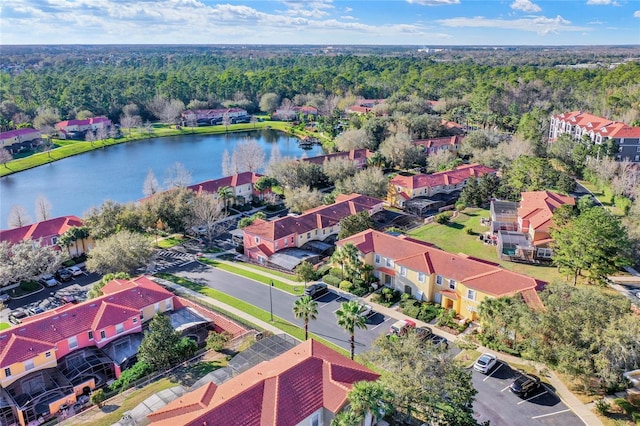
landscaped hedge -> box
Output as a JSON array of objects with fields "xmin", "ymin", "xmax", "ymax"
[
  {"xmin": 400, "ymin": 297, "xmax": 444, "ymax": 323},
  {"xmin": 323, "ymin": 275, "xmax": 341, "ymax": 287}
]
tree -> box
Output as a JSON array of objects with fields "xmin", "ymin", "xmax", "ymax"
[
  {"xmin": 7, "ymin": 205, "xmax": 32, "ymax": 229},
  {"xmin": 283, "ymin": 185, "xmax": 324, "ymax": 213},
  {"xmin": 95, "ymin": 126, "xmax": 108, "ymax": 141},
  {"xmin": 86, "ymin": 230, "xmax": 154, "ymax": 274},
  {"xmin": 146, "ymin": 95, "xmax": 170, "ymax": 120},
  {"xmin": 504, "ymin": 156, "xmax": 558, "ymax": 193},
  {"xmin": 0, "ymin": 239, "xmax": 64, "ymax": 287},
  {"xmin": 34, "ymin": 195, "xmax": 52, "ymax": 222},
  {"xmin": 363, "ymin": 117, "xmax": 390, "ymax": 151},
  {"xmin": 138, "ymin": 313, "xmax": 181, "ymax": 372},
  {"xmin": 217, "ymin": 186, "xmax": 234, "ymax": 212},
  {"xmin": 551, "ymin": 207, "xmax": 631, "ymax": 285},
  {"xmin": 0, "ymin": 148, "xmax": 13, "ymax": 170},
  {"xmin": 140, "ymin": 187, "xmax": 194, "ymax": 233},
  {"xmin": 91, "ymin": 389, "xmax": 107, "ymax": 408},
  {"xmin": 190, "ymin": 193, "xmax": 227, "ymax": 241},
  {"xmin": 348, "ymin": 381, "xmax": 394, "ymax": 426},
  {"xmin": 164, "ymin": 162, "xmax": 192, "ymax": 189},
  {"xmin": 334, "ymin": 129, "xmax": 369, "ymax": 152},
  {"xmin": 238, "ymin": 211, "xmax": 266, "ymax": 228},
  {"xmin": 120, "ymin": 113, "xmax": 141, "ymax": 137},
  {"xmin": 336, "ymin": 300, "xmax": 367, "ymax": 360},
  {"xmin": 143, "ymin": 169, "xmax": 161, "ymax": 196},
  {"xmin": 254, "ymin": 176, "xmax": 277, "ymax": 200},
  {"xmin": 32, "ymin": 107, "xmax": 60, "ymax": 130},
  {"xmin": 222, "ymin": 112, "xmax": 231, "ymax": 131},
  {"xmin": 159, "ymin": 99, "xmax": 185, "ymax": 125},
  {"xmin": 269, "ymin": 159, "xmax": 325, "ymax": 190},
  {"xmin": 379, "ymin": 133, "xmax": 418, "ymax": 170},
  {"xmin": 235, "ymin": 139, "xmax": 265, "ymax": 173},
  {"xmin": 292, "ymin": 295, "xmax": 319, "ymax": 340},
  {"xmin": 84, "ymin": 200, "xmax": 134, "ymax": 239},
  {"xmin": 338, "ymin": 211, "xmax": 374, "ymax": 240},
  {"xmin": 87, "ymin": 272, "xmax": 130, "ymax": 299},
  {"xmin": 295, "ymin": 261, "xmax": 316, "ymax": 288},
  {"xmin": 335, "ymin": 167, "xmax": 387, "ymax": 199},
  {"xmin": 427, "ymin": 150, "xmax": 458, "ymax": 173},
  {"xmin": 594, "ymin": 314, "xmax": 640, "ymax": 390},
  {"xmin": 206, "ymin": 330, "xmax": 232, "ymax": 351},
  {"xmin": 259, "ymin": 93, "xmax": 280, "ymax": 114},
  {"xmin": 331, "ymin": 410, "xmax": 362, "ymax": 426},
  {"xmin": 323, "ymin": 157, "xmax": 357, "ymax": 184},
  {"xmin": 332, "ymin": 243, "xmax": 360, "ymax": 281}
]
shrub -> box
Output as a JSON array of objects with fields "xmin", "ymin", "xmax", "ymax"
[
  {"xmin": 91, "ymin": 389, "xmax": 107, "ymax": 408},
  {"xmin": 455, "ymin": 201, "xmax": 467, "ymax": 211},
  {"xmin": 316, "ymin": 264, "xmax": 331, "ymax": 277},
  {"xmin": 329, "ymin": 267, "xmax": 344, "ymax": 278},
  {"xmin": 323, "ymin": 275, "xmax": 341, "ymax": 287},
  {"xmin": 435, "ymin": 213, "xmax": 451, "ymax": 224},
  {"xmin": 615, "ymin": 398, "xmax": 635, "ymax": 417},
  {"xmin": 418, "ymin": 303, "xmax": 443, "ymax": 323},
  {"xmin": 109, "ymin": 361, "xmax": 153, "ymax": 392},
  {"xmin": 594, "ymin": 398, "xmax": 610, "ymax": 415},
  {"xmin": 351, "ymin": 285, "xmax": 370, "ymax": 297},
  {"xmin": 206, "ymin": 330, "xmax": 232, "ymax": 351},
  {"xmin": 339, "ymin": 280, "xmax": 354, "ymax": 292},
  {"xmin": 464, "ymin": 226, "xmax": 474, "ymax": 235},
  {"xmin": 20, "ymin": 280, "xmax": 39, "ymax": 291},
  {"xmin": 402, "ymin": 302, "xmax": 421, "ymax": 319},
  {"xmin": 615, "ymin": 196, "xmax": 632, "ymax": 216}
]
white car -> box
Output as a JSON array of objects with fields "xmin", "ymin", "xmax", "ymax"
[
  {"xmin": 67, "ymin": 266, "xmax": 84, "ymax": 276},
  {"xmin": 357, "ymin": 303, "xmax": 374, "ymax": 318},
  {"xmin": 474, "ymin": 353, "xmax": 498, "ymax": 374}
]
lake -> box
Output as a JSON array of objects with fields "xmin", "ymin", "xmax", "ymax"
[{"xmin": 0, "ymin": 130, "xmax": 323, "ymax": 228}]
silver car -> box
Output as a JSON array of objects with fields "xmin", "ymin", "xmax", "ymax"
[{"xmin": 474, "ymin": 353, "xmax": 498, "ymax": 374}]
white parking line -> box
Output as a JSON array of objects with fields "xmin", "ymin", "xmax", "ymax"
[
  {"xmin": 518, "ymin": 390, "xmax": 548, "ymax": 404},
  {"xmin": 531, "ymin": 409, "xmax": 570, "ymax": 419},
  {"xmin": 501, "ymin": 385, "xmax": 511, "ymax": 392},
  {"xmin": 483, "ymin": 363, "xmax": 503, "ymax": 382},
  {"xmin": 371, "ymin": 317, "xmax": 392, "ymax": 330}
]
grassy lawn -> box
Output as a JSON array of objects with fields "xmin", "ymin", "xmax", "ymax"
[
  {"xmin": 408, "ymin": 208, "xmax": 567, "ymax": 284},
  {"xmin": 233, "ymin": 261, "xmax": 300, "ymax": 281},
  {"xmin": 156, "ymin": 235, "xmax": 186, "ymax": 248},
  {"xmin": 198, "ymin": 258, "xmax": 304, "ymax": 295},
  {"xmin": 0, "ymin": 323, "xmax": 10, "ymax": 331},
  {"xmin": 577, "ymin": 180, "xmax": 624, "ymax": 216},
  {"xmin": 158, "ymin": 273, "xmax": 349, "ymax": 357}
]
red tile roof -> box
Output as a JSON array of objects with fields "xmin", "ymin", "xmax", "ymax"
[
  {"xmin": 339, "ymin": 230, "xmax": 544, "ymax": 301},
  {"xmin": 0, "ymin": 128, "xmax": 41, "ymax": 139},
  {"xmin": 55, "ymin": 117, "xmax": 111, "ymax": 130},
  {"xmin": 0, "ymin": 215, "xmax": 84, "ymax": 245},
  {"xmin": 413, "ymin": 135, "xmax": 463, "ymax": 151},
  {"xmin": 243, "ymin": 193, "xmax": 383, "ymax": 241},
  {"xmin": 302, "ymin": 149, "xmax": 373, "ymax": 166},
  {"xmin": 552, "ymin": 111, "xmax": 640, "ymax": 139},
  {"xmin": 518, "ymin": 191, "xmax": 575, "ymax": 233},
  {"xmin": 147, "ymin": 339, "xmax": 379, "ymax": 426},
  {"xmin": 186, "ymin": 172, "xmax": 263, "ymax": 195},
  {"xmin": 389, "ymin": 164, "xmax": 496, "ymax": 191}
]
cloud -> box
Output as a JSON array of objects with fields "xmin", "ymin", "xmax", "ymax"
[
  {"xmin": 344, "ymin": 6, "xmax": 352, "ymax": 12},
  {"xmin": 438, "ymin": 15, "xmax": 588, "ymax": 35},
  {"xmin": 586, "ymin": 0, "xmax": 618, "ymax": 5},
  {"xmin": 406, "ymin": 0, "xmax": 460, "ymax": 5},
  {"xmin": 510, "ymin": 0, "xmax": 541, "ymax": 13},
  {"xmin": 280, "ymin": 0, "xmax": 334, "ymax": 17},
  {"xmin": 634, "ymin": 10, "xmax": 640, "ymax": 17}
]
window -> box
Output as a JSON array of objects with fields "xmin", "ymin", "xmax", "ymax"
[
  {"xmin": 375, "ymin": 254, "xmax": 381, "ymax": 264},
  {"xmin": 307, "ymin": 232, "xmax": 311, "ymax": 238},
  {"xmin": 45, "ymin": 351, "xmax": 51, "ymax": 358},
  {"xmin": 310, "ymin": 413, "xmax": 320, "ymax": 426},
  {"xmin": 51, "ymin": 236, "xmax": 58, "ymax": 245},
  {"xmin": 436, "ymin": 275, "xmax": 443, "ymax": 285},
  {"xmin": 24, "ymin": 360, "xmax": 34, "ymax": 371},
  {"xmin": 291, "ymin": 236, "xmax": 294, "ymax": 243},
  {"xmin": 400, "ymin": 266, "xmax": 407, "ymax": 277},
  {"xmin": 166, "ymin": 299, "xmax": 172, "ymax": 310},
  {"xmin": 255, "ymin": 237, "xmax": 260, "ymax": 243},
  {"xmin": 386, "ymin": 258, "xmax": 394, "ymax": 267},
  {"xmin": 133, "ymin": 317, "xmax": 138, "ymax": 324},
  {"xmin": 140, "ymin": 312, "xmax": 144, "ymax": 320},
  {"xmin": 88, "ymin": 331, "xmax": 94, "ymax": 340},
  {"xmin": 116, "ymin": 323, "xmax": 124, "ymax": 334},
  {"xmin": 4, "ymin": 368, "xmax": 10, "ymax": 377},
  {"xmin": 418, "ymin": 272, "xmax": 426, "ymax": 283},
  {"xmin": 154, "ymin": 303, "xmax": 160, "ymax": 313},
  {"xmin": 100, "ymin": 330, "xmax": 106, "ymax": 340},
  {"xmin": 68, "ymin": 336, "xmax": 78, "ymax": 349},
  {"xmin": 323, "ymin": 229, "xmax": 326, "ymax": 235},
  {"xmin": 449, "ymin": 279, "xmax": 456, "ymax": 290},
  {"xmin": 275, "ymin": 242, "xmax": 279, "ymax": 250},
  {"xmin": 466, "ymin": 289, "xmax": 476, "ymax": 300}
]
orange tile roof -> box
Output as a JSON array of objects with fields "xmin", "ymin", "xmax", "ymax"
[
  {"xmin": 147, "ymin": 339, "xmax": 379, "ymax": 426},
  {"xmin": 0, "ymin": 215, "xmax": 84, "ymax": 245},
  {"xmin": 186, "ymin": 172, "xmax": 262, "ymax": 195},
  {"xmin": 302, "ymin": 149, "xmax": 372, "ymax": 166},
  {"xmin": 553, "ymin": 111, "xmax": 640, "ymax": 138},
  {"xmin": 518, "ymin": 191, "xmax": 575, "ymax": 233},
  {"xmin": 389, "ymin": 164, "xmax": 496, "ymax": 191},
  {"xmin": 413, "ymin": 135, "xmax": 463, "ymax": 151}
]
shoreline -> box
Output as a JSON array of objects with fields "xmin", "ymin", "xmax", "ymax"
[{"xmin": 0, "ymin": 121, "xmax": 329, "ymax": 178}]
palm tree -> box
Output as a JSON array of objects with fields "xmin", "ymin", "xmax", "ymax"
[
  {"xmin": 331, "ymin": 243, "xmax": 360, "ymax": 281},
  {"xmin": 217, "ymin": 186, "xmax": 234, "ymax": 212},
  {"xmin": 336, "ymin": 300, "xmax": 367, "ymax": 360},
  {"xmin": 71, "ymin": 226, "xmax": 90, "ymax": 255},
  {"xmin": 348, "ymin": 381, "xmax": 393, "ymax": 426},
  {"xmin": 330, "ymin": 409, "xmax": 362, "ymax": 426},
  {"xmin": 292, "ymin": 296, "xmax": 318, "ymax": 340}
]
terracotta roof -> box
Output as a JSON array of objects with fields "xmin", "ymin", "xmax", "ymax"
[
  {"xmin": 0, "ymin": 215, "xmax": 84, "ymax": 245},
  {"xmin": 0, "ymin": 128, "xmax": 40, "ymax": 139},
  {"xmin": 389, "ymin": 164, "xmax": 497, "ymax": 191},
  {"xmin": 413, "ymin": 135, "xmax": 464, "ymax": 151},
  {"xmin": 518, "ymin": 191, "xmax": 575, "ymax": 233},
  {"xmin": 338, "ymin": 230, "xmax": 543, "ymax": 300},
  {"xmin": 147, "ymin": 339, "xmax": 379, "ymax": 426},
  {"xmin": 243, "ymin": 193, "xmax": 383, "ymax": 241},
  {"xmin": 552, "ymin": 111, "xmax": 640, "ymax": 139},
  {"xmin": 303, "ymin": 149, "xmax": 372, "ymax": 166},
  {"xmin": 439, "ymin": 290, "xmax": 458, "ymax": 300},
  {"xmin": 186, "ymin": 172, "xmax": 263, "ymax": 195},
  {"xmin": 55, "ymin": 117, "xmax": 111, "ymax": 130}
]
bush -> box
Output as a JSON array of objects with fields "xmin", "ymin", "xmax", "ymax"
[
  {"xmin": 329, "ymin": 267, "xmax": 344, "ymax": 278},
  {"xmin": 455, "ymin": 201, "xmax": 467, "ymax": 211},
  {"xmin": 418, "ymin": 303, "xmax": 443, "ymax": 322},
  {"xmin": 206, "ymin": 330, "xmax": 232, "ymax": 351},
  {"xmin": 464, "ymin": 226, "xmax": 474, "ymax": 235},
  {"xmin": 316, "ymin": 264, "xmax": 332, "ymax": 277},
  {"xmin": 594, "ymin": 398, "xmax": 610, "ymax": 415},
  {"xmin": 20, "ymin": 280, "xmax": 39, "ymax": 291},
  {"xmin": 615, "ymin": 196, "xmax": 632, "ymax": 216},
  {"xmin": 109, "ymin": 361, "xmax": 153, "ymax": 392},
  {"xmin": 373, "ymin": 287, "xmax": 402, "ymax": 306},
  {"xmin": 91, "ymin": 389, "xmax": 107, "ymax": 408},
  {"xmin": 435, "ymin": 213, "xmax": 451, "ymax": 224},
  {"xmin": 339, "ymin": 280, "xmax": 354, "ymax": 292},
  {"xmin": 615, "ymin": 398, "xmax": 635, "ymax": 417},
  {"xmin": 402, "ymin": 301, "xmax": 421, "ymax": 319},
  {"xmin": 323, "ymin": 275, "xmax": 341, "ymax": 287}
]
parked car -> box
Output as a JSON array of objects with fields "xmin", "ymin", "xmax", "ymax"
[
  {"xmin": 0, "ymin": 293, "xmax": 10, "ymax": 303},
  {"xmin": 8, "ymin": 308, "xmax": 29, "ymax": 325},
  {"xmin": 388, "ymin": 319, "xmax": 416, "ymax": 336},
  {"xmin": 355, "ymin": 301, "xmax": 374, "ymax": 318},
  {"xmin": 67, "ymin": 266, "xmax": 84, "ymax": 276},
  {"xmin": 38, "ymin": 274, "xmax": 60, "ymax": 288},
  {"xmin": 304, "ymin": 283, "xmax": 328, "ymax": 299},
  {"xmin": 430, "ymin": 334, "xmax": 449, "ymax": 349},
  {"xmin": 415, "ymin": 326, "xmax": 434, "ymax": 341},
  {"xmin": 27, "ymin": 306, "xmax": 46, "ymax": 316},
  {"xmin": 56, "ymin": 294, "xmax": 78, "ymax": 304},
  {"xmin": 474, "ymin": 353, "xmax": 498, "ymax": 374},
  {"xmin": 510, "ymin": 373, "xmax": 541, "ymax": 398},
  {"xmin": 55, "ymin": 268, "xmax": 73, "ymax": 282}
]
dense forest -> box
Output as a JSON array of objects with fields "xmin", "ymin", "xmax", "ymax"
[{"xmin": 1, "ymin": 45, "xmax": 639, "ymax": 132}]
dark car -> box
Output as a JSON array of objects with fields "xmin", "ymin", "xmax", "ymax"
[
  {"xmin": 510, "ymin": 373, "xmax": 541, "ymax": 398},
  {"xmin": 38, "ymin": 274, "xmax": 60, "ymax": 288},
  {"xmin": 304, "ymin": 283, "xmax": 328, "ymax": 299},
  {"xmin": 9, "ymin": 308, "xmax": 29, "ymax": 325},
  {"xmin": 430, "ymin": 334, "xmax": 449, "ymax": 349},
  {"xmin": 415, "ymin": 326, "xmax": 434, "ymax": 341},
  {"xmin": 56, "ymin": 268, "xmax": 73, "ymax": 282}
]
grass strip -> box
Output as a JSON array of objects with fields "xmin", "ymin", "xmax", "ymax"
[
  {"xmin": 0, "ymin": 323, "xmax": 10, "ymax": 331},
  {"xmin": 156, "ymin": 236, "xmax": 186, "ymax": 248},
  {"xmin": 226, "ymin": 261, "xmax": 299, "ymax": 281},
  {"xmin": 198, "ymin": 258, "xmax": 304, "ymax": 295},
  {"xmin": 158, "ymin": 273, "xmax": 349, "ymax": 357}
]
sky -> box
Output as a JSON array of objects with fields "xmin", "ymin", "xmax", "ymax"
[{"xmin": 1, "ymin": 0, "xmax": 639, "ymax": 46}]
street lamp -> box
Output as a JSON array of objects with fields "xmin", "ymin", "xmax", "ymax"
[{"xmin": 269, "ymin": 281, "xmax": 274, "ymax": 322}]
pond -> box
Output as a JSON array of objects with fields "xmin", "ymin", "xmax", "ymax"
[{"xmin": 0, "ymin": 130, "xmax": 323, "ymax": 228}]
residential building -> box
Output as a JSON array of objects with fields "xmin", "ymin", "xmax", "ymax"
[
  {"xmin": 181, "ymin": 108, "xmax": 248, "ymax": 126},
  {"xmin": 0, "ymin": 128, "xmax": 41, "ymax": 153},
  {"xmin": 302, "ymin": 148, "xmax": 373, "ymax": 169},
  {"xmin": 388, "ymin": 164, "xmax": 497, "ymax": 208},
  {"xmin": 243, "ymin": 193, "xmax": 384, "ymax": 263},
  {"xmin": 55, "ymin": 117, "xmax": 112, "ymax": 139},
  {"xmin": 273, "ymin": 105, "xmax": 318, "ymax": 120},
  {"xmin": 548, "ymin": 111, "xmax": 640, "ymax": 162},
  {"xmin": 337, "ymin": 230, "xmax": 544, "ymax": 321},
  {"xmin": 413, "ymin": 135, "xmax": 464, "ymax": 156},
  {"xmin": 345, "ymin": 99, "xmax": 386, "ymax": 115},
  {"xmin": 0, "ymin": 215, "xmax": 94, "ymax": 257},
  {"xmin": 0, "ymin": 276, "xmax": 247, "ymax": 426},
  {"xmin": 146, "ymin": 339, "xmax": 379, "ymax": 426},
  {"xmin": 490, "ymin": 191, "xmax": 575, "ymax": 261},
  {"xmin": 186, "ymin": 172, "xmax": 266, "ymax": 204}
]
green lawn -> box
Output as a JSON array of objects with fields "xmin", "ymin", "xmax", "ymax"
[
  {"xmin": 232, "ymin": 262, "xmax": 300, "ymax": 281},
  {"xmin": 156, "ymin": 235, "xmax": 186, "ymax": 248},
  {"xmin": 577, "ymin": 180, "xmax": 623, "ymax": 216},
  {"xmin": 0, "ymin": 323, "xmax": 10, "ymax": 331},
  {"xmin": 158, "ymin": 274, "xmax": 349, "ymax": 357},
  {"xmin": 408, "ymin": 208, "xmax": 567, "ymax": 284}
]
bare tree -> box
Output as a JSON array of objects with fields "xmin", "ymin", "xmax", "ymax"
[
  {"xmin": 278, "ymin": 98, "xmax": 295, "ymax": 120},
  {"xmin": 159, "ymin": 99, "xmax": 185, "ymax": 125},
  {"xmin": 0, "ymin": 148, "xmax": 13, "ymax": 170},
  {"xmin": 186, "ymin": 99, "xmax": 209, "ymax": 110},
  {"xmin": 122, "ymin": 103, "xmax": 140, "ymax": 117},
  {"xmin": 8, "ymin": 205, "xmax": 32, "ymax": 228},
  {"xmin": 85, "ymin": 129, "xmax": 96, "ymax": 147},
  {"xmin": 120, "ymin": 114, "xmax": 141, "ymax": 137},
  {"xmin": 146, "ymin": 95, "xmax": 169, "ymax": 120},
  {"xmin": 221, "ymin": 150, "xmax": 235, "ymax": 176},
  {"xmin": 143, "ymin": 169, "xmax": 161, "ymax": 196},
  {"xmin": 235, "ymin": 139, "xmax": 265, "ymax": 172},
  {"xmin": 323, "ymin": 157, "xmax": 357, "ymax": 183},
  {"xmin": 379, "ymin": 133, "xmax": 418, "ymax": 170},
  {"xmin": 35, "ymin": 195, "xmax": 52, "ymax": 222},
  {"xmin": 611, "ymin": 159, "xmax": 640, "ymax": 197},
  {"xmin": 108, "ymin": 125, "xmax": 119, "ymax": 139},
  {"xmin": 335, "ymin": 129, "xmax": 369, "ymax": 152},
  {"xmin": 33, "ymin": 107, "xmax": 60, "ymax": 129},
  {"xmin": 591, "ymin": 156, "xmax": 619, "ymax": 184},
  {"xmin": 95, "ymin": 126, "xmax": 108, "ymax": 141},
  {"xmin": 190, "ymin": 194, "xmax": 228, "ymax": 241},
  {"xmin": 164, "ymin": 162, "xmax": 192, "ymax": 188},
  {"xmin": 427, "ymin": 150, "xmax": 457, "ymax": 173},
  {"xmin": 320, "ymin": 94, "xmax": 340, "ymax": 117},
  {"xmin": 144, "ymin": 120, "xmax": 153, "ymax": 136},
  {"xmin": 222, "ymin": 112, "xmax": 231, "ymax": 130},
  {"xmin": 283, "ymin": 186, "xmax": 324, "ymax": 213},
  {"xmin": 499, "ymin": 137, "xmax": 534, "ymax": 162}
]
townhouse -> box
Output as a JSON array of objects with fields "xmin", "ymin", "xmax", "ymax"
[
  {"xmin": 273, "ymin": 105, "xmax": 318, "ymax": 120},
  {"xmin": 0, "ymin": 215, "xmax": 94, "ymax": 258},
  {"xmin": 146, "ymin": 339, "xmax": 379, "ymax": 426},
  {"xmin": 337, "ymin": 230, "xmax": 544, "ymax": 322},
  {"xmin": 388, "ymin": 163, "xmax": 497, "ymax": 208},
  {"xmin": 186, "ymin": 172, "xmax": 266, "ymax": 204},
  {"xmin": 55, "ymin": 117, "xmax": 112, "ymax": 139},
  {"xmin": 242, "ymin": 193, "xmax": 384, "ymax": 264},
  {"xmin": 181, "ymin": 108, "xmax": 248, "ymax": 126},
  {"xmin": 548, "ymin": 111, "xmax": 640, "ymax": 162},
  {"xmin": 490, "ymin": 191, "xmax": 575, "ymax": 262},
  {"xmin": 302, "ymin": 148, "xmax": 373, "ymax": 169},
  {"xmin": 345, "ymin": 99, "xmax": 386, "ymax": 115},
  {"xmin": 0, "ymin": 276, "xmax": 246, "ymax": 426},
  {"xmin": 0, "ymin": 128, "xmax": 41, "ymax": 153},
  {"xmin": 413, "ymin": 135, "xmax": 464, "ymax": 157}
]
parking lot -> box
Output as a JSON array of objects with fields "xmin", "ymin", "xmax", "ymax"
[{"xmin": 471, "ymin": 359, "xmax": 585, "ymax": 426}]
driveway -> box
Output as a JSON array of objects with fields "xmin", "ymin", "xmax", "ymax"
[{"xmin": 471, "ymin": 360, "xmax": 585, "ymax": 426}]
